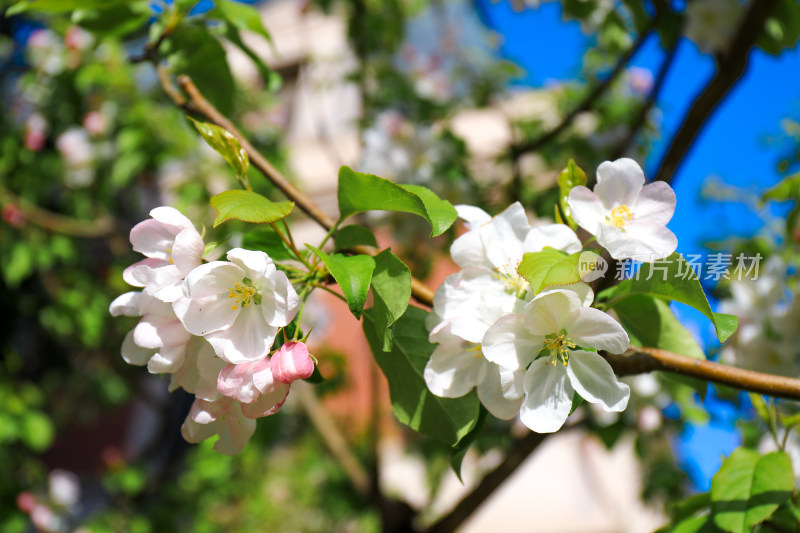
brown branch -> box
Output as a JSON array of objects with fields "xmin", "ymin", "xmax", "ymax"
[
  {"xmin": 653, "ymin": 0, "xmax": 779, "ymax": 184},
  {"xmin": 1, "ymin": 189, "xmax": 115, "ymax": 238},
  {"xmin": 607, "ymin": 347, "xmax": 800, "ymax": 401},
  {"xmin": 292, "ymin": 381, "xmax": 372, "ymax": 498},
  {"xmin": 423, "ymin": 428, "xmax": 551, "ymax": 533},
  {"xmin": 510, "ymin": 14, "xmax": 658, "ymax": 158}
]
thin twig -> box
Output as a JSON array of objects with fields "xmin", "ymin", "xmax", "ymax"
[
  {"xmin": 510, "ymin": 13, "xmax": 659, "ymax": 158},
  {"xmin": 653, "ymin": 0, "xmax": 779, "ymax": 184},
  {"xmin": 1, "ymin": 189, "xmax": 116, "ymax": 238}
]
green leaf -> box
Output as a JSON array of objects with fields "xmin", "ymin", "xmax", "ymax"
[
  {"xmin": 517, "ymin": 248, "xmax": 598, "ymax": 295},
  {"xmin": 307, "ymin": 245, "xmax": 375, "ymax": 319},
  {"xmin": 757, "ymin": 0, "xmax": 800, "ymax": 55},
  {"xmin": 213, "ymin": 0, "xmax": 273, "ymax": 43},
  {"xmin": 210, "ymin": 190, "xmax": 294, "ymax": 227},
  {"xmin": 217, "ymin": 22, "xmax": 281, "ymax": 91},
  {"xmin": 711, "ymin": 449, "xmax": 794, "ymax": 533},
  {"xmin": 450, "ymin": 406, "xmax": 487, "ymax": 481},
  {"xmin": 672, "ymin": 492, "xmax": 712, "ymax": 524},
  {"xmin": 241, "ymin": 225, "xmax": 295, "ymax": 261},
  {"xmin": 334, "ymin": 225, "xmax": 378, "ymax": 250},
  {"xmin": 337, "ymin": 166, "xmax": 457, "ymax": 237},
  {"xmin": 162, "ymin": 25, "xmax": 235, "ymax": 115},
  {"xmin": 188, "ymin": 117, "xmax": 249, "ymax": 181},
  {"xmin": 6, "ymin": 0, "xmax": 126, "ymax": 15},
  {"xmin": 761, "ymin": 171, "xmax": 800, "ymax": 204},
  {"xmin": 71, "ymin": 2, "xmax": 151, "ymax": 38},
  {"xmin": 369, "ymin": 249, "xmax": 412, "ymax": 351},
  {"xmin": 660, "ymin": 515, "xmax": 722, "ymax": 533},
  {"xmin": 602, "ymin": 253, "xmax": 737, "ymax": 342},
  {"xmin": 556, "ymin": 159, "xmax": 587, "ymax": 229},
  {"xmin": 19, "ymin": 411, "xmax": 54, "ymax": 452},
  {"xmin": 363, "ymin": 306, "xmax": 480, "ymax": 445}
]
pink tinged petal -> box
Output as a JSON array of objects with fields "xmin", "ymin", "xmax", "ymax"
[
  {"xmin": 455, "ymin": 204, "xmax": 491, "ymax": 229},
  {"xmin": 594, "ymin": 158, "xmax": 645, "ymax": 209},
  {"xmin": 519, "ymin": 358, "xmax": 574, "ymax": 433},
  {"xmin": 477, "ymin": 365, "xmax": 523, "ymax": 420},
  {"xmin": 424, "ymin": 340, "xmax": 487, "ymax": 398},
  {"xmin": 208, "ymin": 305, "xmax": 275, "ymax": 363},
  {"xmin": 149, "ymin": 206, "xmax": 195, "ymax": 232},
  {"xmin": 190, "ymin": 397, "xmax": 233, "ymax": 424},
  {"xmin": 215, "ymin": 407, "xmax": 257, "ymax": 454},
  {"xmin": 133, "ymin": 314, "xmax": 190, "ymax": 349},
  {"xmin": 240, "ymin": 382, "xmax": 290, "ymax": 419},
  {"xmin": 227, "ymin": 248, "xmax": 275, "ymax": 280},
  {"xmin": 122, "ymin": 257, "xmax": 172, "ymax": 287},
  {"xmin": 171, "ymin": 227, "xmax": 204, "ymax": 276},
  {"xmin": 152, "ymin": 282, "xmax": 184, "ymax": 303},
  {"xmin": 567, "ymin": 307, "xmax": 629, "ymax": 354},
  {"xmin": 524, "ymin": 290, "xmax": 582, "ymax": 336},
  {"xmin": 482, "ymin": 314, "xmax": 543, "ymax": 371},
  {"xmin": 634, "ymin": 181, "xmax": 676, "ymax": 226},
  {"xmin": 109, "ymin": 291, "xmax": 141, "ymax": 317},
  {"xmin": 129, "ymin": 219, "xmax": 176, "ymax": 259},
  {"xmin": 523, "ymin": 224, "xmax": 582, "ymax": 254},
  {"xmin": 259, "ymin": 269, "xmax": 300, "ymax": 327},
  {"xmin": 567, "ymin": 186, "xmax": 605, "ymax": 235},
  {"xmin": 147, "ymin": 344, "xmax": 186, "ymax": 374},
  {"xmin": 194, "ymin": 341, "xmax": 226, "ymax": 401},
  {"xmin": 566, "ymin": 350, "xmax": 630, "ymax": 412},
  {"xmin": 121, "ymin": 330, "xmax": 153, "ymax": 366},
  {"xmin": 271, "ymin": 342, "xmax": 315, "ymax": 384},
  {"xmin": 169, "ymin": 339, "xmax": 201, "ymax": 394},
  {"xmin": 181, "ymin": 416, "xmax": 217, "ymax": 444},
  {"xmin": 217, "ymin": 361, "xmax": 261, "ymax": 403}
]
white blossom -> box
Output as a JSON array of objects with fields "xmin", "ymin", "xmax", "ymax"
[{"xmin": 568, "ymin": 158, "xmax": 677, "ymax": 261}]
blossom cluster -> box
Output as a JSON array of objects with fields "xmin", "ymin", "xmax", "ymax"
[
  {"xmin": 424, "ymin": 158, "xmax": 678, "ymax": 432},
  {"xmin": 110, "ymin": 207, "xmax": 312, "ymax": 454}
]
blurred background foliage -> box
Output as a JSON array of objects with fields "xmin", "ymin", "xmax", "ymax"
[{"xmin": 1, "ymin": 0, "xmax": 800, "ymax": 531}]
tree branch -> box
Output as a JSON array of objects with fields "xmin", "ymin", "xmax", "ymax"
[
  {"xmin": 510, "ymin": 14, "xmax": 658, "ymax": 158},
  {"xmin": 653, "ymin": 0, "xmax": 779, "ymax": 184},
  {"xmin": 1, "ymin": 188, "xmax": 116, "ymax": 238}
]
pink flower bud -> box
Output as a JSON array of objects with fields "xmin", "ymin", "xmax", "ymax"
[
  {"xmin": 270, "ymin": 342, "xmax": 314, "ymax": 384},
  {"xmin": 16, "ymin": 492, "xmax": 36, "ymax": 513}
]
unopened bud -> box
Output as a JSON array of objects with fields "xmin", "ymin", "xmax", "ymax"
[{"xmin": 270, "ymin": 341, "xmax": 314, "ymax": 384}]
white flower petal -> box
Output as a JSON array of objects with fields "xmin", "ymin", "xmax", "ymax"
[
  {"xmin": 477, "ymin": 365, "xmax": 523, "ymax": 420},
  {"xmin": 171, "ymin": 227, "xmax": 204, "ymax": 276},
  {"xmin": 109, "ymin": 291, "xmax": 141, "ymax": 317},
  {"xmin": 129, "ymin": 219, "xmax": 175, "ymax": 259},
  {"xmin": 450, "ymin": 228, "xmax": 490, "ymax": 269},
  {"xmin": 259, "ymin": 269, "xmax": 300, "ymax": 327},
  {"xmin": 567, "ymin": 307, "xmax": 629, "ymax": 354},
  {"xmin": 121, "ymin": 330, "xmax": 153, "ymax": 366},
  {"xmin": 566, "ymin": 350, "xmax": 630, "ymax": 412},
  {"xmin": 519, "ymin": 358, "xmax": 574, "ymax": 433},
  {"xmin": 424, "ymin": 339, "xmax": 487, "ymax": 398},
  {"xmin": 147, "ymin": 344, "xmax": 186, "ymax": 374},
  {"xmin": 623, "ymin": 223, "xmax": 678, "ymax": 261},
  {"xmin": 133, "ymin": 314, "xmax": 190, "ymax": 349},
  {"xmin": 173, "ymin": 294, "xmax": 239, "ymax": 337},
  {"xmin": 227, "ymin": 248, "xmax": 275, "ymax": 280},
  {"xmin": 189, "ymin": 397, "xmax": 232, "ymax": 424},
  {"xmin": 207, "ymin": 305, "xmax": 277, "ymax": 363},
  {"xmin": 483, "ymin": 202, "xmax": 531, "ymax": 270},
  {"xmin": 183, "ymin": 261, "xmax": 244, "ymax": 299},
  {"xmin": 241, "ymin": 381, "xmax": 290, "ymax": 419},
  {"xmin": 455, "ymin": 204, "xmax": 491, "ymax": 229},
  {"xmin": 524, "ymin": 290, "xmax": 582, "ymax": 336},
  {"xmin": 523, "ymin": 223, "xmax": 582, "ymax": 254},
  {"xmin": 482, "ymin": 314, "xmax": 543, "ymax": 371},
  {"xmin": 634, "ymin": 181, "xmax": 676, "ymax": 227},
  {"xmin": 594, "ymin": 158, "xmax": 645, "ymax": 208},
  {"xmin": 149, "ymin": 206, "xmax": 194, "ymax": 232},
  {"xmin": 215, "ymin": 407, "xmax": 257, "ymax": 454},
  {"xmin": 568, "ymin": 186, "xmax": 605, "ymax": 235},
  {"xmin": 181, "ymin": 416, "xmax": 217, "ymax": 444}
]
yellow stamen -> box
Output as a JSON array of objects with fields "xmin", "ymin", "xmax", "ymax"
[
  {"xmin": 608, "ymin": 205, "xmax": 633, "ymax": 229},
  {"xmin": 466, "ymin": 344, "xmax": 483, "ymax": 358},
  {"xmin": 228, "ymin": 282, "xmax": 257, "ymax": 309},
  {"xmin": 543, "ymin": 333, "xmax": 575, "ymax": 366}
]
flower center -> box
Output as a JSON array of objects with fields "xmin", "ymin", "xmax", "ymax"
[
  {"xmin": 228, "ymin": 281, "xmax": 257, "ymax": 310},
  {"xmin": 466, "ymin": 344, "xmax": 483, "ymax": 358},
  {"xmin": 165, "ymin": 247, "xmax": 174, "ymax": 264},
  {"xmin": 607, "ymin": 205, "xmax": 633, "ymax": 229},
  {"xmin": 493, "ymin": 259, "xmax": 529, "ymax": 297},
  {"xmin": 543, "ymin": 331, "xmax": 575, "ymax": 367}
]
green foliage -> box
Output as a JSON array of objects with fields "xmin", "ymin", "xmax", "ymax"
[
  {"xmin": 711, "ymin": 449, "xmax": 794, "ymax": 533},
  {"xmin": 307, "ymin": 245, "xmax": 375, "ymax": 319},
  {"xmin": 449, "ymin": 406, "xmax": 487, "ymax": 481},
  {"xmin": 71, "ymin": 2, "xmax": 151, "ymax": 38},
  {"xmin": 333, "ymin": 225, "xmax": 378, "ymax": 250},
  {"xmin": 600, "ymin": 253, "xmax": 738, "ymax": 342},
  {"xmin": 363, "ymin": 306, "xmax": 481, "ymax": 445},
  {"xmin": 517, "ymin": 247, "xmax": 597, "ymax": 295},
  {"xmin": 188, "ymin": 118, "xmax": 250, "ymax": 183},
  {"xmin": 761, "ymin": 170, "xmax": 800, "ymax": 203},
  {"xmin": 209, "ymin": 190, "xmax": 294, "ymax": 227},
  {"xmin": 337, "ymin": 166, "xmax": 457, "ymax": 237},
  {"xmin": 212, "ymin": 0, "xmax": 273, "ymax": 43},
  {"xmin": 758, "ymin": 0, "xmax": 800, "ymax": 54},
  {"xmin": 556, "ymin": 158, "xmax": 587, "ymax": 229},
  {"xmin": 368, "ymin": 249, "xmax": 412, "ymax": 351}
]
